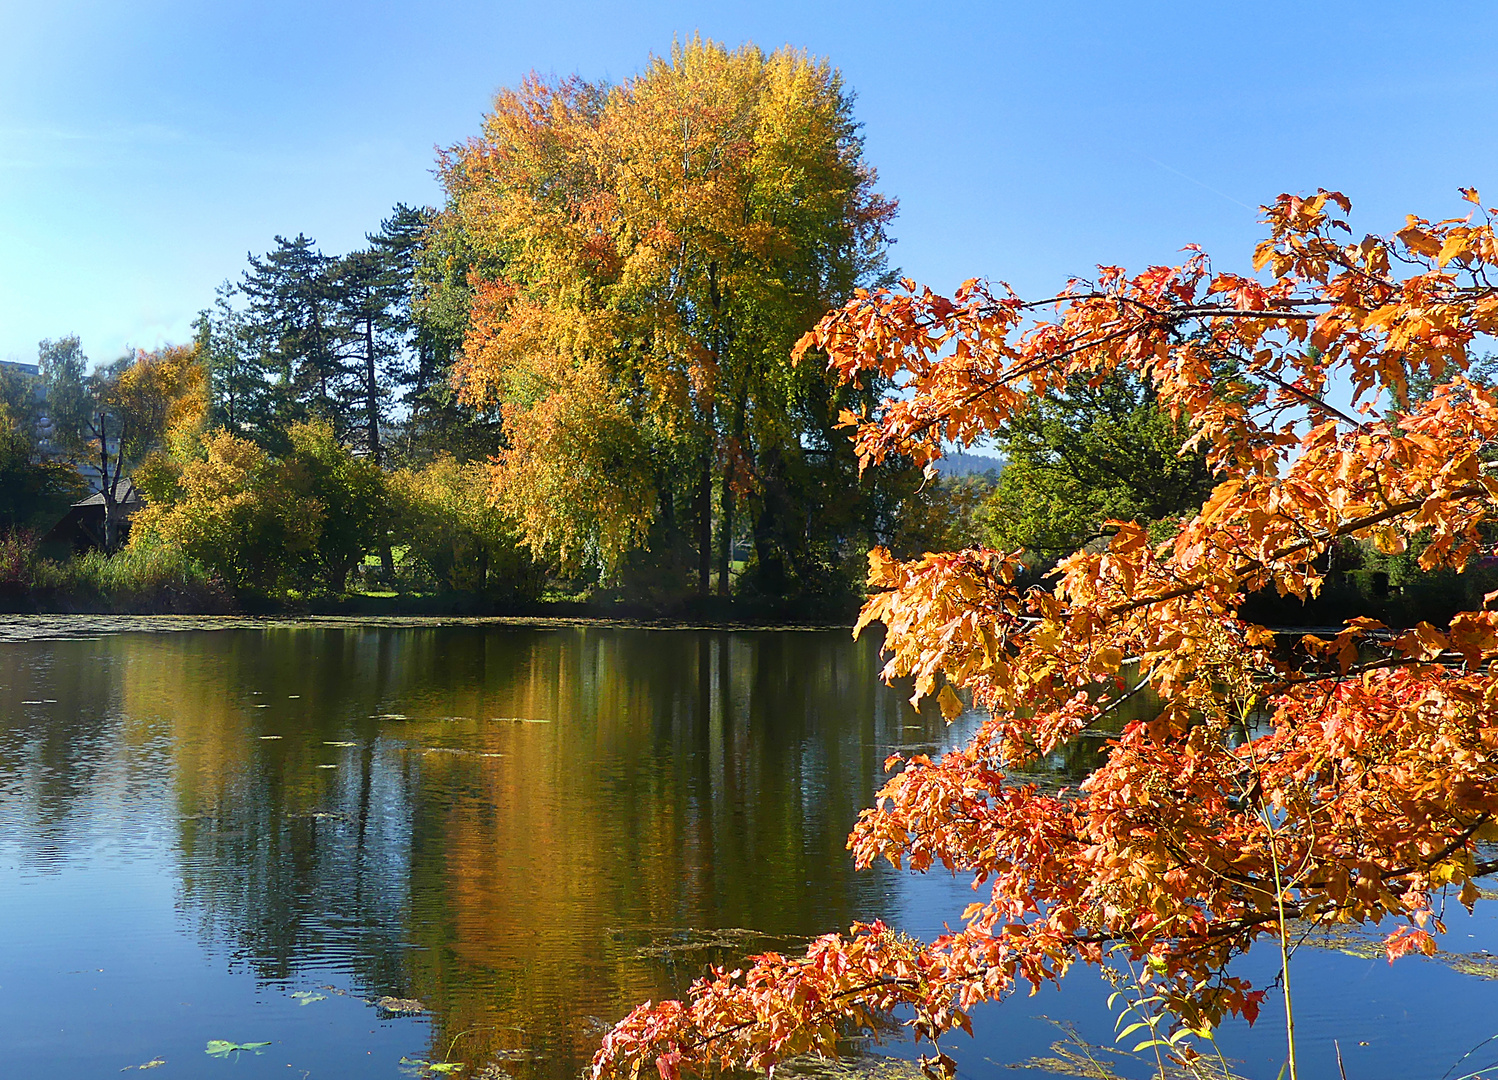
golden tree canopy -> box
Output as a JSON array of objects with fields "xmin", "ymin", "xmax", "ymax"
[{"xmin": 440, "ymin": 37, "xmax": 893, "ymax": 571}]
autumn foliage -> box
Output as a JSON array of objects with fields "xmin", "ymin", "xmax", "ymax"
[
  {"xmin": 592, "ymin": 189, "xmax": 1498, "ymax": 1076},
  {"xmin": 439, "ymin": 39, "xmax": 895, "ymax": 586}
]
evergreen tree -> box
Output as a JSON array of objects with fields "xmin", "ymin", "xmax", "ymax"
[{"xmin": 238, "ymin": 234, "xmax": 345, "ymax": 446}]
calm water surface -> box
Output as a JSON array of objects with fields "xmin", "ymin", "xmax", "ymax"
[{"xmin": 1, "ymin": 620, "xmax": 1496, "ymax": 1080}]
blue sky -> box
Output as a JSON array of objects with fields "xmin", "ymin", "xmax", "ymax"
[{"xmin": 3, "ymin": 0, "xmax": 1497, "ymax": 366}]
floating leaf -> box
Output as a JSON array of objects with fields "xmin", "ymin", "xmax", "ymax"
[
  {"xmin": 400, "ymin": 1059, "xmax": 465, "ymax": 1077},
  {"xmin": 205, "ymin": 1039, "xmax": 272, "ymax": 1058},
  {"xmin": 122, "ymin": 1059, "xmax": 167, "ymax": 1071},
  {"xmin": 377, "ymin": 995, "xmax": 427, "ymax": 1014},
  {"xmin": 290, "ymin": 991, "xmax": 327, "ymax": 1005}
]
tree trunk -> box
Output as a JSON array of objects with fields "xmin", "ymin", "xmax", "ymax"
[
  {"xmin": 362, "ymin": 314, "xmax": 398, "ymax": 581},
  {"xmin": 696, "ymin": 457, "xmax": 712, "ymax": 597},
  {"xmin": 364, "ymin": 315, "xmax": 382, "ymax": 465},
  {"xmin": 718, "ymin": 465, "xmax": 733, "ymax": 597},
  {"xmin": 98, "ymin": 416, "xmax": 120, "ymax": 554},
  {"xmin": 102, "ymin": 495, "xmax": 119, "ymax": 554},
  {"xmin": 718, "ymin": 395, "xmax": 744, "ymax": 598}
]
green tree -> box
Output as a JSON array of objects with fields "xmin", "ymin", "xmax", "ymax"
[
  {"xmin": 0, "ymin": 366, "xmax": 84, "ymax": 533},
  {"xmin": 979, "ymin": 372, "xmax": 1217, "ymax": 558},
  {"xmin": 399, "ymin": 209, "xmax": 507, "ymax": 464},
  {"xmin": 194, "ymin": 282, "xmax": 271, "ymax": 438},
  {"xmin": 238, "ymin": 234, "xmax": 345, "ymax": 443}
]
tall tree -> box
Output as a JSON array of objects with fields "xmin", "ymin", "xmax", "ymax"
[
  {"xmin": 238, "ymin": 234, "xmax": 343, "ymax": 444},
  {"xmin": 402, "ymin": 210, "xmax": 507, "ymax": 463},
  {"xmin": 440, "ymin": 39, "xmax": 895, "ymax": 591},
  {"xmin": 979, "ymin": 371, "xmax": 1218, "ymax": 558},
  {"xmin": 194, "ymin": 282, "xmax": 267, "ymax": 437}
]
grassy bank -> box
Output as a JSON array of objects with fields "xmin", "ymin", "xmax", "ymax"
[
  {"xmin": 0, "ymin": 533, "xmax": 234, "ymax": 614},
  {"xmin": 0, "ymin": 534, "xmax": 858, "ymax": 623}
]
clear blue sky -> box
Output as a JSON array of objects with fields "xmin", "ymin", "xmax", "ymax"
[{"xmin": 4, "ymin": 0, "xmax": 1496, "ymax": 366}]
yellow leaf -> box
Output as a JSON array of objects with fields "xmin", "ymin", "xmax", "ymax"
[
  {"xmin": 937, "ymin": 684, "xmax": 964, "ymax": 721},
  {"xmin": 1437, "ymin": 233, "xmax": 1468, "ymax": 267}
]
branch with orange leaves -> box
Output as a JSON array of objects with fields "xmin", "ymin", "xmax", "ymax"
[{"xmin": 595, "ymin": 188, "xmax": 1498, "ymax": 1080}]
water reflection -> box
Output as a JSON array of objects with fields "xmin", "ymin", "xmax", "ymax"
[
  {"xmin": 0, "ymin": 625, "xmax": 947, "ymax": 1078},
  {"xmin": 8, "ymin": 624, "xmax": 1498, "ymax": 1080}
]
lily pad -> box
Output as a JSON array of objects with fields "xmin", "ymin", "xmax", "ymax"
[
  {"xmin": 123, "ymin": 1059, "xmax": 167, "ymax": 1071},
  {"xmin": 290, "ymin": 991, "xmax": 327, "ymax": 1005},
  {"xmin": 205, "ymin": 1039, "xmax": 272, "ymax": 1059}
]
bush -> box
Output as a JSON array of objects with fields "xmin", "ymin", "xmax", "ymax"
[
  {"xmin": 131, "ymin": 428, "xmax": 322, "ymax": 596},
  {"xmin": 0, "ymin": 530, "xmax": 36, "ymax": 597},
  {"xmin": 0, "ymin": 537, "xmax": 231, "ymax": 613},
  {"xmin": 391, "ymin": 454, "xmax": 544, "ymax": 601}
]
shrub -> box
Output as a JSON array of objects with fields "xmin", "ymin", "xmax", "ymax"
[
  {"xmin": 131, "ymin": 429, "xmax": 321, "ymax": 596},
  {"xmin": 391, "ymin": 454, "xmax": 544, "ymax": 601}
]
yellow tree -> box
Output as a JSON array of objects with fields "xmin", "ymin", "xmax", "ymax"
[
  {"xmin": 440, "ymin": 38, "xmax": 894, "ymax": 588},
  {"xmin": 44, "ymin": 342, "xmax": 207, "ymax": 551},
  {"xmin": 593, "ymin": 189, "xmax": 1498, "ymax": 1080},
  {"xmin": 131, "ymin": 428, "xmax": 321, "ymax": 594}
]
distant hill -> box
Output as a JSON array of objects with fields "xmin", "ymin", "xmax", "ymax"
[{"xmin": 933, "ymin": 451, "xmax": 1004, "ymax": 479}]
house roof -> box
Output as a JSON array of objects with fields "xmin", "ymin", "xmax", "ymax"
[{"xmin": 73, "ymin": 480, "xmax": 139, "ymax": 507}]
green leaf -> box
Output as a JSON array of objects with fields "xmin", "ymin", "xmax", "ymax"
[
  {"xmin": 399, "ymin": 1058, "xmax": 466, "ymax": 1077},
  {"xmin": 291, "ymin": 991, "xmax": 328, "ymax": 1005},
  {"xmin": 206, "ymin": 1040, "xmax": 272, "ymax": 1058}
]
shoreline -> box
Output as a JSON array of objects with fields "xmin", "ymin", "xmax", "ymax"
[{"xmin": 0, "ymin": 611, "xmax": 862, "ymax": 642}]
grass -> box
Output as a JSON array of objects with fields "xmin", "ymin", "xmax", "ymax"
[{"xmin": 0, "ymin": 534, "xmax": 233, "ymax": 613}]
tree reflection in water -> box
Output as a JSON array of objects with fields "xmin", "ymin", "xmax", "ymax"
[{"xmin": 0, "ymin": 625, "xmax": 948, "ymax": 1078}]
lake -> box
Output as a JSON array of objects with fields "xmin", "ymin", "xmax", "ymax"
[{"xmin": 1, "ymin": 618, "xmax": 1496, "ymax": 1080}]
